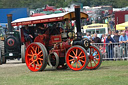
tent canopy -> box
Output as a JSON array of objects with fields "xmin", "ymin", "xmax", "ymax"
[{"xmin": 116, "ymin": 22, "xmax": 128, "ymax": 30}]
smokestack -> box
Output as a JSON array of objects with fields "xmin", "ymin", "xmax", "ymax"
[
  {"xmin": 7, "ymin": 14, "xmax": 13, "ymax": 32},
  {"xmin": 75, "ymin": 5, "xmax": 82, "ymax": 39}
]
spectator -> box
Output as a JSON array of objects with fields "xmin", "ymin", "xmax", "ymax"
[
  {"xmin": 83, "ymin": 32, "xmax": 91, "ymax": 40},
  {"xmin": 113, "ymin": 30, "xmax": 120, "ymax": 42},
  {"xmin": 119, "ymin": 32, "xmax": 128, "ymax": 57},
  {"xmin": 108, "ymin": 30, "xmax": 114, "ymax": 38},
  {"xmin": 106, "ymin": 34, "xmax": 115, "ymax": 59},
  {"xmin": 109, "ymin": 19, "xmax": 115, "ymax": 30},
  {"xmin": 93, "ymin": 33, "xmax": 101, "ymax": 43},
  {"xmin": 119, "ymin": 32, "xmax": 128, "ymax": 43},
  {"xmin": 124, "ymin": 27, "xmax": 128, "ymax": 37},
  {"xmin": 101, "ymin": 34, "xmax": 105, "ymax": 43}
]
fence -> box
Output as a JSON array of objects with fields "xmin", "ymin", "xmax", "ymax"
[{"xmin": 91, "ymin": 43, "xmax": 128, "ymax": 60}]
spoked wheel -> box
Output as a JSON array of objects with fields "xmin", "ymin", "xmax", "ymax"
[
  {"xmin": 86, "ymin": 45, "xmax": 102, "ymax": 70},
  {"xmin": 65, "ymin": 45, "xmax": 88, "ymax": 71},
  {"xmin": 25, "ymin": 42, "xmax": 48, "ymax": 72}
]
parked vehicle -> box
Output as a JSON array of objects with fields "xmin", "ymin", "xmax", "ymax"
[
  {"xmin": 11, "ymin": 6, "xmax": 102, "ymax": 71},
  {"xmin": 0, "ymin": 14, "xmax": 22, "ymax": 65}
]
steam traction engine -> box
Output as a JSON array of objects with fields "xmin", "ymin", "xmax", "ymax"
[
  {"xmin": 11, "ymin": 6, "xmax": 102, "ymax": 71},
  {"xmin": 0, "ymin": 14, "xmax": 22, "ymax": 65}
]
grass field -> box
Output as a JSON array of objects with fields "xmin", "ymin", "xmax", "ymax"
[{"xmin": 0, "ymin": 61, "xmax": 128, "ymax": 85}]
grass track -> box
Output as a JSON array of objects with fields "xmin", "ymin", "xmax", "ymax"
[{"xmin": 0, "ymin": 61, "xmax": 128, "ymax": 85}]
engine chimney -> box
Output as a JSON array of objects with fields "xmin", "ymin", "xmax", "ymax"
[
  {"xmin": 75, "ymin": 5, "xmax": 82, "ymax": 39},
  {"xmin": 7, "ymin": 14, "xmax": 13, "ymax": 32}
]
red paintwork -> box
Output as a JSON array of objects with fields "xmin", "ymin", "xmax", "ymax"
[
  {"xmin": 86, "ymin": 46, "xmax": 101, "ymax": 70},
  {"xmin": 115, "ymin": 11, "xmax": 128, "ymax": 29},
  {"xmin": 12, "ymin": 17, "xmax": 63, "ymax": 26},
  {"xmin": 50, "ymin": 35, "xmax": 62, "ymax": 44},
  {"xmin": 30, "ymin": 13, "xmax": 46, "ymax": 17},
  {"xmin": 25, "ymin": 43, "xmax": 44, "ymax": 72},
  {"xmin": 66, "ymin": 46, "xmax": 87, "ymax": 71},
  {"xmin": 7, "ymin": 39, "xmax": 15, "ymax": 46}
]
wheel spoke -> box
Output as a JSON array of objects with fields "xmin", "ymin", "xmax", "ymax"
[
  {"xmin": 39, "ymin": 54, "xmax": 43, "ymax": 57},
  {"xmin": 76, "ymin": 49, "xmax": 78, "ymax": 56},
  {"xmin": 29, "ymin": 60, "xmax": 35, "ymax": 66},
  {"xmin": 90, "ymin": 60, "xmax": 92, "ymax": 67},
  {"xmin": 78, "ymin": 61, "xmax": 82, "ymax": 67},
  {"xmin": 39, "ymin": 60, "xmax": 42, "ymax": 66},
  {"xmin": 37, "ymin": 61, "xmax": 40, "ymax": 66},
  {"xmin": 94, "ymin": 58, "xmax": 99, "ymax": 61},
  {"xmin": 28, "ymin": 54, "xmax": 33, "ymax": 57},
  {"xmin": 69, "ymin": 59, "xmax": 74, "ymax": 61},
  {"xmin": 80, "ymin": 59, "xmax": 85, "ymax": 63},
  {"xmin": 69, "ymin": 55, "xmax": 74, "ymax": 58},
  {"xmin": 38, "ymin": 51, "xmax": 42, "ymax": 55},
  {"xmin": 31, "ymin": 47, "xmax": 35, "ymax": 52},
  {"xmin": 79, "ymin": 56, "xmax": 85, "ymax": 59},
  {"xmin": 35, "ymin": 46, "xmax": 37, "ymax": 53},
  {"xmin": 38, "ymin": 58, "xmax": 43, "ymax": 61},
  {"xmin": 78, "ymin": 51, "xmax": 83, "ymax": 57},
  {"xmin": 93, "ymin": 60, "xmax": 97, "ymax": 65},
  {"xmin": 31, "ymin": 50, "xmax": 34, "ymax": 55},
  {"xmin": 71, "ymin": 61, "xmax": 75, "ymax": 66},
  {"xmin": 72, "ymin": 50, "xmax": 76, "ymax": 56},
  {"xmin": 29, "ymin": 57, "xmax": 33, "ymax": 61}
]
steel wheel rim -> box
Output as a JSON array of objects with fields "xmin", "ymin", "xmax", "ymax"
[
  {"xmin": 86, "ymin": 46, "xmax": 101, "ymax": 69},
  {"xmin": 25, "ymin": 43, "xmax": 44, "ymax": 71},
  {"xmin": 66, "ymin": 47, "xmax": 87, "ymax": 71}
]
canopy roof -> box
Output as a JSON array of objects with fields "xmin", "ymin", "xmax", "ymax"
[
  {"xmin": 116, "ymin": 22, "xmax": 128, "ymax": 30},
  {"xmin": 11, "ymin": 11, "xmax": 88, "ymax": 26}
]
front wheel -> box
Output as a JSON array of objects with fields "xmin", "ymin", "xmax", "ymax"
[
  {"xmin": 65, "ymin": 45, "xmax": 88, "ymax": 71},
  {"xmin": 25, "ymin": 42, "xmax": 48, "ymax": 72},
  {"xmin": 86, "ymin": 45, "xmax": 102, "ymax": 70}
]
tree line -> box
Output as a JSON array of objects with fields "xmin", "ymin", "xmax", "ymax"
[{"xmin": 0, "ymin": 0, "xmax": 127, "ymax": 9}]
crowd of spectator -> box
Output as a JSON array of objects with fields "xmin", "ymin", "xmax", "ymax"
[{"xmin": 82, "ymin": 27, "xmax": 128, "ymax": 59}]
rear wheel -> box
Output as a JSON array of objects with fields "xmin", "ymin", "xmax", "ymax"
[
  {"xmin": 65, "ymin": 45, "xmax": 88, "ymax": 71},
  {"xmin": 21, "ymin": 45, "xmax": 26, "ymax": 63},
  {"xmin": 86, "ymin": 45, "xmax": 102, "ymax": 70},
  {"xmin": 25, "ymin": 42, "xmax": 48, "ymax": 72}
]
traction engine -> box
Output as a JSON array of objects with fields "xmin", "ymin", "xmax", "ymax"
[{"xmin": 24, "ymin": 6, "xmax": 102, "ymax": 71}]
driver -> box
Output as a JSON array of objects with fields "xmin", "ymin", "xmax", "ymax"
[
  {"xmin": 36, "ymin": 23, "xmax": 47, "ymax": 35},
  {"xmin": 23, "ymin": 25, "xmax": 33, "ymax": 43}
]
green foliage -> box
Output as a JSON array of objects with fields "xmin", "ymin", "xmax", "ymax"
[{"xmin": 0, "ymin": 0, "xmax": 127, "ymax": 8}]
